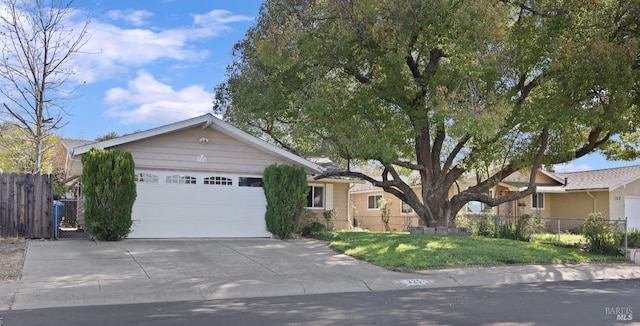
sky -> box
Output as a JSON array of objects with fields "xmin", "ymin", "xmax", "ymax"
[
  {"xmin": 56, "ymin": 0, "xmax": 264, "ymax": 140},
  {"xmin": 6, "ymin": 0, "xmax": 640, "ymax": 173}
]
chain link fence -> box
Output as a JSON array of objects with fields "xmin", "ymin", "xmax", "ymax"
[{"xmin": 485, "ymin": 215, "xmax": 631, "ymax": 256}]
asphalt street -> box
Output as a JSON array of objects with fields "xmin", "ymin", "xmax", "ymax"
[{"xmin": 1, "ymin": 279, "xmax": 638, "ymax": 326}]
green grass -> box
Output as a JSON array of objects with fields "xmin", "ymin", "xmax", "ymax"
[
  {"xmin": 531, "ymin": 233, "xmax": 586, "ymax": 245},
  {"xmin": 328, "ymin": 232, "xmax": 626, "ymax": 271}
]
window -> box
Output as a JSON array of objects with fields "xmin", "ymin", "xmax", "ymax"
[
  {"xmin": 135, "ymin": 173, "xmax": 158, "ymax": 183},
  {"xmin": 532, "ymin": 193, "xmax": 544, "ymax": 209},
  {"xmin": 239, "ymin": 177, "xmax": 263, "ymax": 187},
  {"xmin": 204, "ymin": 176, "xmax": 233, "ymax": 186},
  {"xmin": 166, "ymin": 175, "xmax": 196, "ymax": 184},
  {"xmin": 307, "ymin": 185, "xmax": 324, "ymax": 208},
  {"xmin": 467, "ymin": 191, "xmax": 492, "ymax": 214},
  {"xmin": 368, "ymin": 195, "xmax": 383, "ymax": 209},
  {"xmin": 401, "ymin": 201, "xmax": 414, "ymax": 214},
  {"xmin": 466, "ymin": 201, "xmax": 491, "ymax": 213}
]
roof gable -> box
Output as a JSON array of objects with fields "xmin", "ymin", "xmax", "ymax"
[
  {"xmin": 553, "ymin": 165, "xmax": 640, "ymax": 191},
  {"xmin": 72, "ymin": 114, "xmax": 324, "ymax": 174}
]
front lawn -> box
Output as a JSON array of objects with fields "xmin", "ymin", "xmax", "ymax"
[{"xmin": 328, "ymin": 232, "xmax": 626, "ymax": 271}]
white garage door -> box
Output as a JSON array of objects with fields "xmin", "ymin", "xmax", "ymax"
[
  {"xmin": 625, "ymin": 197, "xmax": 640, "ymax": 230},
  {"xmin": 129, "ymin": 171, "xmax": 271, "ymax": 238}
]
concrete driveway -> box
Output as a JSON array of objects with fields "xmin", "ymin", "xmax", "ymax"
[
  {"xmin": 9, "ymin": 238, "xmax": 422, "ymax": 310},
  {"xmin": 5, "ymin": 238, "xmax": 640, "ymax": 311}
]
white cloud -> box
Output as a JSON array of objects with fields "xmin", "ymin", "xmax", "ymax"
[
  {"xmin": 106, "ymin": 9, "xmax": 153, "ymax": 26},
  {"xmin": 103, "ymin": 71, "xmax": 213, "ymax": 124},
  {"xmin": 554, "ymin": 163, "xmax": 592, "ymax": 173},
  {"xmin": 72, "ymin": 9, "xmax": 253, "ymax": 83},
  {"xmin": 193, "ymin": 9, "xmax": 253, "ymax": 25}
]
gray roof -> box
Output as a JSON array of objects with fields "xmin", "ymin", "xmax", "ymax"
[
  {"xmin": 61, "ymin": 138, "xmax": 94, "ymax": 151},
  {"xmin": 554, "ymin": 164, "xmax": 640, "ymax": 191},
  {"xmin": 349, "ymin": 164, "xmax": 640, "ymax": 194}
]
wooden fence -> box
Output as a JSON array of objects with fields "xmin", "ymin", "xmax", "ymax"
[{"xmin": 0, "ymin": 172, "xmax": 53, "ymax": 238}]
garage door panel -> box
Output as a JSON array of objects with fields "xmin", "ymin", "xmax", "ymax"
[
  {"xmin": 129, "ymin": 173, "xmax": 269, "ymax": 238},
  {"xmin": 137, "ymin": 186, "xmax": 237, "ymax": 204},
  {"xmin": 626, "ymin": 197, "xmax": 640, "ymax": 230}
]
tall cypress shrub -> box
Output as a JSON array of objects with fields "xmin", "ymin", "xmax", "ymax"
[
  {"xmin": 263, "ymin": 164, "xmax": 308, "ymax": 239},
  {"xmin": 82, "ymin": 148, "xmax": 137, "ymax": 241}
]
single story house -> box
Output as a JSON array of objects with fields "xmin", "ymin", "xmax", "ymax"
[
  {"xmin": 350, "ymin": 165, "xmax": 640, "ymax": 232},
  {"xmin": 349, "ymin": 174, "xmax": 423, "ymax": 231},
  {"xmin": 62, "ymin": 114, "xmax": 354, "ymax": 238}
]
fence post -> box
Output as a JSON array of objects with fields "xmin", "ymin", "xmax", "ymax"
[
  {"xmin": 624, "ymin": 217, "xmax": 628, "ymax": 257},
  {"xmin": 557, "ymin": 218, "xmax": 561, "ymax": 245}
]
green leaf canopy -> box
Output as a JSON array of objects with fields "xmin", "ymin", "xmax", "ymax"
[{"xmin": 217, "ymin": 0, "xmax": 640, "ymax": 226}]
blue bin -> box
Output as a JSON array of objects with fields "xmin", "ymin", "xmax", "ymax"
[{"xmin": 53, "ymin": 201, "xmax": 64, "ymax": 238}]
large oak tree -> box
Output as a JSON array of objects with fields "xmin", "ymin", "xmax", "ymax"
[{"xmin": 216, "ymin": 0, "xmax": 640, "ymax": 227}]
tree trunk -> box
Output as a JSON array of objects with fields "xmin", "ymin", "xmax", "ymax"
[{"xmin": 413, "ymin": 189, "xmax": 456, "ymax": 228}]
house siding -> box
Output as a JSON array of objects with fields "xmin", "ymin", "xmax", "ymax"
[
  {"xmin": 611, "ymin": 178, "xmax": 640, "ymax": 221},
  {"xmin": 540, "ymin": 191, "xmax": 609, "ymax": 231},
  {"xmin": 111, "ymin": 127, "xmax": 290, "ymax": 174},
  {"xmin": 302, "ymin": 183, "xmax": 351, "ymax": 230},
  {"xmin": 350, "ymin": 188, "xmax": 421, "ymax": 232}
]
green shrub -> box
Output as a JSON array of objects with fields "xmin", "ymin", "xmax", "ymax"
[
  {"xmin": 263, "ymin": 164, "xmax": 308, "ymax": 239},
  {"xmin": 456, "ymin": 212, "xmax": 494, "ymax": 236},
  {"xmin": 581, "ymin": 213, "xmax": 622, "ymax": 256},
  {"xmin": 625, "ymin": 228, "xmax": 640, "ymax": 248},
  {"xmin": 323, "ymin": 209, "xmax": 336, "ymax": 231},
  {"xmin": 478, "ymin": 214, "xmax": 544, "ymax": 242},
  {"xmin": 81, "ymin": 148, "xmax": 136, "ymax": 241},
  {"xmin": 514, "ymin": 214, "xmax": 545, "ymax": 241},
  {"xmin": 378, "ymin": 198, "xmax": 392, "ymax": 231},
  {"xmin": 494, "ymin": 221, "xmax": 517, "ymax": 240},
  {"xmin": 301, "ymin": 221, "xmax": 327, "ymax": 236}
]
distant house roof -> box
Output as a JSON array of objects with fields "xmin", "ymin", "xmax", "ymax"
[
  {"xmin": 306, "ymin": 157, "xmax": 365, "ymax": 183},
  {"xmin": 554, "ymin": 165, "xmax": 640, "ymax": 191},
  {"xmin": 349, "ymin": 164, "xmax": 640, "ymax": 194},
  {"xmin": 350, "ymin": 171, "xmax": 421, "ymax": 193}
]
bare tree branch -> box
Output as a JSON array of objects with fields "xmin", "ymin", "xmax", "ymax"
[{"xmin": 0, "ymin": 0, "xmax": 89, "ymax": 173}]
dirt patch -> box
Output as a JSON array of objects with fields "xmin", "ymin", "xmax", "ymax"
[{"xmin": 0, "ymin": 239, "xmax": 27, "ymax": 283}]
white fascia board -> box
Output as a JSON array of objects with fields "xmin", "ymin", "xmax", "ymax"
[
  {"xmin": 73, "ymin": 114, "xmax": 214, "ymax": 156},
  {"xmin": 308, "ymin": 177, "xmax": 364, "ymax": 184},
  {"xmin": 539, "ymin": 169, "xmax": 565, "ymax": 184},
  {"xmin": 349, "ymin": 189, "xmax": 385, "ymax": 196},
  {"xmin": 209, "ymin": 116, "xmax": 324, "ymax": 175},
  {"xmin": 610, "ymin": 174, "xmax": 640, "ymax": 191},
  {"xmin": 518, "ymin": 186, "xmax": 566, "ymax": 193}
]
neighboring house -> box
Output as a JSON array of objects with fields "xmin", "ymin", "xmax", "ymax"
[
  {"xmin": 62, "ymin": 114, "xmax": 354, "ymax": 238},
  {"xmin": 501, "ymin": 166, "xmax": 640, "ymax": 231},
  {"xmin": 349, "ymin": 174, "xmax": 424, "ymax": 232},
  {"xmin": 350, "ymin": 165, "xmax": 640, "ymax": 232}
]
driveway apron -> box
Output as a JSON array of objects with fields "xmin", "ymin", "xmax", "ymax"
[{"xmin": 10, "ymin": 239, "xmax": 422, "ymax": 310}]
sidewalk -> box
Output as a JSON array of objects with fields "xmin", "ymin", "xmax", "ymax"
[{"xmin": 1, "ymin": 239, "xmax": 639, "ymax": 311}]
